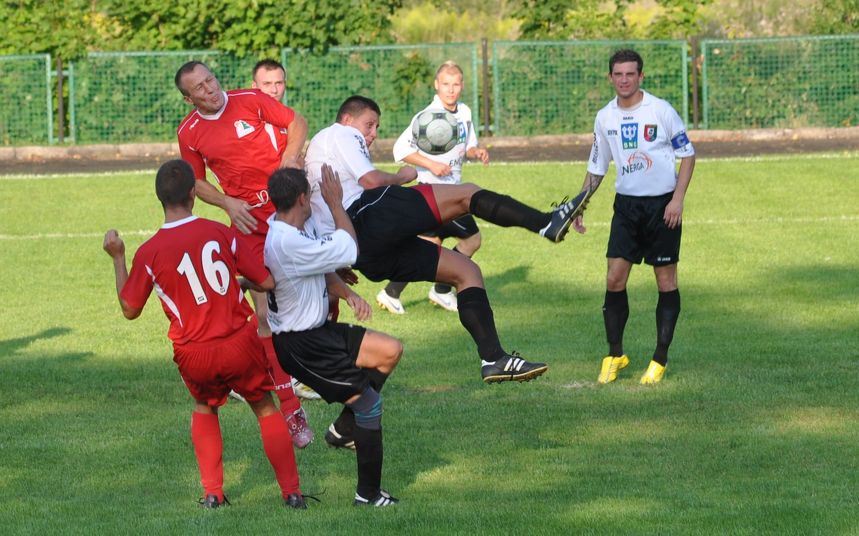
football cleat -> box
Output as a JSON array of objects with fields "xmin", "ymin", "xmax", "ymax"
[
  {"xmin": 354, "ymin": 489, "xmax": 399, "ymax": 507},
  {"xmin": 227, "ymin": 390, "xmax": 247, "ymax": 403},
  {"xmin": 324, "ymin": 423, "xmax": 356, "ymax": 450},
  {"xmin": 597, "ymin": 355, "xmax": 630, "ymax": 384},
  {"xmin": 481, "ymin": 352, "xmax": 548, "ymax": 383},
  {"xmin": 198, "ymin": 494, "xmax": 230, "ymax": 509},
  {"xmin": 539, "ymin": 188, "xmax": 594, "ymax": 243},
  {"xmin": 285, "ymin": 407, "xmax": 314, "ymax": 449},
  {"xmin": 640, "ymin": 360, "xmax": 666, "ymax": 385},
  {"xmin": 284, "ymin": 493, "xmax": 308, "ymax": 510},
  {"xmin": 291, "ymin": 378, "xmax": 322, "ymax": 401},
  {"xmin": 428, "ymin": 287, "xmax": 458, "ymax": 312},
  {"xmin": 376, "ymin": 289, "xmax": 405, "ymax": 315}
]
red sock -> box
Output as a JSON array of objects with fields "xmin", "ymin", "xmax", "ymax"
[
  {"xmin": 191, "ymin": 412, "xmax": 224, "ymax": 500},
  {"xmin": 261, "ymin": 336, "xmax": 301, "ymax": 415},
  {"xmin": 258, "ymin": 413, "xmax": 301, "ymax": 497}
]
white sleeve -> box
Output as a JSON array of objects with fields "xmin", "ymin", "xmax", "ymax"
[
  {"xmin": 663, "ymin": 105, "xmax": 695, "ymax": 158},
  {"xmin": 465, "ymin": 119, "xmax": 478, "ymax": 151},
  {"xmin": 280, "ymin": 228, "xmax": 357, "ymax": 277},
  {"xmin": 392, "ymin": 119, "xmax": 419, "ymax": 162},
  {"xmin": 586, "ymin": 115, "xmax": 612, "ymax": 175},
  {"xmin": 335, "ymin": 128, "xmax": 377, "ymax": 180}
]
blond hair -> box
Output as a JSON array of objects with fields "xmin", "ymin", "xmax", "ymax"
[{"xmin": 435, "ymin": 60, "xmax": 463, "ymax": 80}]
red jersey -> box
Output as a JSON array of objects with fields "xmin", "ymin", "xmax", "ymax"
[
  {"xmin": 120, "ymin": 216, "xmax": 270, "ymax": 345},
  {"xmin": 177, "ymin": 89, "xmax": 295, "ymax": 231}
]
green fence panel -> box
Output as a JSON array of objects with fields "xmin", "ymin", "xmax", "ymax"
[
  {"xmin": 0, "ymin": 54, "xmax": 52, "ymax": 145},
  {"xmin": 284, "ymin": 43, "xmax": 478, "ymax": 138},
  {"xmin": 702, "ymin": 35, "xmax": 859, "ymax": 129},
  {"xmin": 72, "ymin": 51, "xmax": 257, "ymax": 143},
  {"xmin": 492, "ymin": 40, "xmax": 688, "ymax": 136}
]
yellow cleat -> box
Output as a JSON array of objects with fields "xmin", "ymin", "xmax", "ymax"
[
  {"xmin": 640, "ymin": 360, "xmax": 666, "ymax": 384},
  {"xmin": 597, "ymin": 355, "xmax": 629, "ymax": 384}
]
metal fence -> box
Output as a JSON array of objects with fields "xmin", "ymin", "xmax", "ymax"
[
  {"xmin": 702, "ymin": 35, "xmax": 859, "ymax": 129},
  {"xmin": 492, "ymin": 40, "xmax": 688, "ymax": 136},
  {"xmin": 0, "ymin": 54, "xmax": 52, "ymax": 145},
  {"xmin": 2, "ymin": 35, "xmax": 858, "ymax": 146},
  {"xmin": 284, "ymin": 43, "xmax": 478, "ymax": 137}
]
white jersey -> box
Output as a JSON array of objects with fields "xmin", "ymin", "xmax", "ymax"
[
  {"xmin": 587, "ymin": 90, "xmax": 695, "ymax": 197},
  {"xmin": 392, "ymin": 95, "xmax": 478, "ymax": 185},
  {"xmin": 305, "ymin": 122, "xmax": 376, "ymax": 234},
  {"xmin": 264, "ymin": 214, "xmax": 357, "ymax": 332}
]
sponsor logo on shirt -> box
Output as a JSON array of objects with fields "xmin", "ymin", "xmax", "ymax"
[
  {"xmin": 643, "ymin": 124, "xmax": 657, "ymax": 142},
  {"xmin": 607, "ymin": 129, "xmax": 617, "ymax": 136},
  {"xmin": 591, "ymin": 133, "xmax": 599, "ymax": 164},
  {"xmin": 621, "ymin": 123, "xmax": 638, "ymax": 149},
  {"xmin": 234, "ymin": 120, "xmax": 255, "ymax": 138},
  {"xmin": 189, "ymin": 118, "xmax": 200, "ymax": 130},
  {"xmin": 623, "ymin": 116, "xmax": 634, "ymax": 120},
  {"xmin": 354, "ymin": 134, "xmax": 370, "ymax": 159},
  {"xmin": 621, "ymin": 150, "xmax": 652, "ymax": 175},
  {"xmin": 458, "ymin": 121, "xmax": 467, "ymax": 143}
]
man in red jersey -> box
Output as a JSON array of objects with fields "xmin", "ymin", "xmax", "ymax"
[
  {"xmin": 103, "ymin": 160, "xmax": 308, "ymax": 510},
  {"xmin": 175, "ymin": 61, "xmax": 312, "ymax": 447}
]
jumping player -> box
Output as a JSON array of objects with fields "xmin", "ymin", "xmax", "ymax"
[
  {"xmin": 573, "ymin": 49, "xmax": 696, "ymax": 385},
  {"xmin": 266, "ymin": 164, "xmax": 402, "ymax": 507},
  {"xmin": 103, "ymin": 160, "xmax": 307, "ymax": 509},
  {"xmin": 175, "ymin": 61, "xmax": 313, "ymax": 446},
  {"xmin": 377, "ymin": 60, "xmax": 489, "ymax": 314}
]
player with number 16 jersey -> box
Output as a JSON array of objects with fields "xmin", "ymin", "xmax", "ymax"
[{"xmin": 120, "ymin": 216, "xmax": 268, "ymax": 344}]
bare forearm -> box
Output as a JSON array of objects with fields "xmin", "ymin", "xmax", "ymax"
[
  {"xmin": 330, "ymin": 205, "xmax": 358, "ymax": 243},
  {"xmin": 281, "ymin": 114, "xmax": 308, "ymax": 167},
  {"xmin": 403, "ymin": 152, "xmax": 437, "ymax": 169},
  {"xmin": 359, "ymin": 169, "xmax": 413, "ymax": 189},
  {"xmin": 673, "ymin": 155, "xmax": 696, "ymax": 201},
  {"xmin": 325, "ymin": 273, "xmax": 351, "ymax": 300},
  {"xmin": 581, "ymin": 171, "xmax": 605, "ymax": 193},
  {"xmin": 194, "ymin": 179, "xmax": 227, "ymax": 209}
]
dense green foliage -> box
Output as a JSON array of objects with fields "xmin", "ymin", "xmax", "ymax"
[{"xmin": 1, "ymin": 155, "xmax": 859, "ymax": 532}]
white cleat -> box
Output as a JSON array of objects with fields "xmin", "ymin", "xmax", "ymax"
[
  {"xmin": 376, "ymin": 289, "xmax": 405, "ymax": 314},
  {"xmin": 292, "ymin": 378, "xmax": 322, "ymax": 401},
  {"xmin": 428, "ymin": 288, "xmax": 458, "ymax": 312},
  {"xmin": 228, "ymin": 390, "xmax": 247, "ymax": 403}
]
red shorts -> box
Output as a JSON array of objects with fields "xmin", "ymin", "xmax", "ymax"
[{"xmin": 173, "ymin": 321, "xmax": 274, "ymax": 407}]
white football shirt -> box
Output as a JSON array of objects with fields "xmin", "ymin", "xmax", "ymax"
[
  {"xmin": 587, "ymin": 90, "xmax": 695, "ymax": 197},
  {"xmin": 305, "ymin": 123, "xmax": 377, "ymax": 234},
  {"xmin": 392, "ymin": 95, "xmax": 478, "ymax": 185},
  {"xmin": 264, "ymin": 214, "xmax": 357, "ymax": 332}
]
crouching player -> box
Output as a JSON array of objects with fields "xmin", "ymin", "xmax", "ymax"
[
  {"xmin": 103, "ymin": 160, "xmax": 306, "ymax": 509},
  {"xmin": 266, "ymin": 164, "xmax": 402, "ymax": 507}
]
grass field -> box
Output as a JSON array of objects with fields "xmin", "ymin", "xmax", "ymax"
[{"xmin": 1, "ymin": 153, "xmax": 858, "ymax": 534}]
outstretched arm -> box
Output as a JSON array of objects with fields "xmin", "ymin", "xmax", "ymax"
[
  {"xmin": 103, "ymin": 230, "xmax": 142, "ymax": 320},
  {"xmin": 572, "ymin": 171, "xmax": 605, "ymax": 234},
  {"xmin": 358, "ymin": 166, "xmax": 417, "ymax": 189}
]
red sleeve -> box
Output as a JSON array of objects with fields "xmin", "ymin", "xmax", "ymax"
[
  {"xmin": 256, "ymin": 92, "xmax": 296, "ymax": 130},
  {"xmin": 177, "ymin": 118, "xmax": 207, "ymax": 180},
  {"xmin": 231, "ymin": 231, "xmax": 270, "ymax": 284},
  {"xmin": 119, "ymin": 250, "xmax": 154, "ymax": 310}
]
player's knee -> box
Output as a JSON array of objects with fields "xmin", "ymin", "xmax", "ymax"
[
  {"xmin": 388, "ymin": 338, "xmax": 404, "ymax": 366},
  {"xmin": 347, "ymin": 387, "xmax": 383, "ymax": 430}
]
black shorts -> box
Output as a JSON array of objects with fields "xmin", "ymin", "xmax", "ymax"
[
  {"xmin": 272, "ymin": 322, "xmax": 367, "ymax": 404},
  {"xmin": 422, "ymin": 214, "xmax": 479, "ymax": 240},
  {"xmin": 347, "ymin": 185, "xmax": 442, "ymax": 282},
  {"xmin": 607, "ymin": 193, "xmax": 681, "ymax": 266}
]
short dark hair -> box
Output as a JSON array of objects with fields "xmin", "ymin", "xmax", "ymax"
[
  {"xmin": 174, "ymin": 61, "xmax": 208, "ymax": 96},
  {"xmin": 336, "ymin": 95, "xmax": 381, "ymax": 122},
  {"xmin": 155, "ymin": 160, "xmax": 196, "ymax": 208},
  {"xmin": 252, "ymin": 59, "xmax": 285, "ymax": 79},
  {"xmin": 268, "ymin": 167, "xmax": 310, "ymax": 212},
  {"xmin": 609, "ymin": 49, "xmax": 644, "ymax": 74}
]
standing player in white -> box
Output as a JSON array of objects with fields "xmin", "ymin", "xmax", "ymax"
[
  {"xmin": 265, "ymin": 164, "xmax": 403, "ymax": 507},
  {"xmin": 377, "ymin": 61, "xmax": 489, "ymax": 314},
  {"xmin": 573, "ymin": 49, "xmax": 696, "ymax": 385}
]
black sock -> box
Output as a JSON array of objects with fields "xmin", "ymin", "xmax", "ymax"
[
  {"xmin": 469, "ymin": 190, "xmax": 549, "ymax": 233},
  {"xmin": 333, "ymin": 406, "xmax": 356, "ymax": 436},
  {"xmin": 384, "ymin": 281, "xmax": 408, "ymax": 299},
  {"xmin": 457, "ymin": 286, "xmax": 505, "ymax": 362},
  {"xmin": 434, "ymin": 247, "xmax": 461, "ymax": 295},
  {"xmin": 603, "ymin": 289, "xmax": 629, "ymax": 357},
  {"xmin": 654, "ymin": 289, "xmax": 680, "ymax": 366},
  {"xmin": 353, "ymin": 425, "xmax": 383, "ymax": 500}
]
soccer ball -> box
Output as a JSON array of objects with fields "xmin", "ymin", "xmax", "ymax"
[{"xmin": 412, "ymin": 110, "xmax": 459, "ymax": 155}]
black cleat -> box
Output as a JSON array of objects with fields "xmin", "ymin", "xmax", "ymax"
[
  {"xmin": 354, "ymin": 489, "xmax": 399, "ymax": 507},
  {"xmin": 539, "ymin": 188, "xmax": 594, "ymax": 242},
  {"xmin": 198, "ymin": 494, "xmax": 231, "ymax": 509},
  {"xmin": 285, "ymin": 493, "xmax": 308, "ymax": 509},
  {"xmin": 481, "ymin": 352, "xmax": 548, "ymax": 384},
  {"xmin": 324, "ymin": 423, "xmax": 356, "ymax": 450}
]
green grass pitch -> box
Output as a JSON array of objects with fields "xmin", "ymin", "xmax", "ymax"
[{"xmin": 1, "ymin": 153, "xmax": 858, "ymax": 534}]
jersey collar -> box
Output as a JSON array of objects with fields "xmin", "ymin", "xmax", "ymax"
[
  {"xmin": 431, "ymin": 94, "xmax": 458, "ymax": 114},
  {"xmin": 197, "ymin": 92, "xmax": 229, "ymax": 121},
  {"xmin": 611, "ymin": 89, "xmax": 652, "ymax": 110},
  {"xmin": 162, "ymin": 215, "xmax": 198, "ymax": 229}
]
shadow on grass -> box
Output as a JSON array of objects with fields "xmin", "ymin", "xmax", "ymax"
[{"xmin": 0, "ymin": 327, "xmax": 73, "ymax": 357}]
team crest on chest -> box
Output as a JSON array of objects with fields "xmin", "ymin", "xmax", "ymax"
[
  {"xmin": 644, "ymin": 124, "xmax": 657, "ymax": 142},
  {"xmin": 234, "ymin": 120, "xmax": 255, "ymax": 138},
  {"xmin": 621, "ymin": 123, "xmax": 638, "ymax": 149}
]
